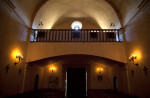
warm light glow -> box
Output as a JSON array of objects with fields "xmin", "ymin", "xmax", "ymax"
[
  {"xmin": 11, "ymin": 49, "xmax": 22, "ymax": 60},
  {"xmin": 50, "ymin": 67, "xmax": 56, "ymax": 70},
  {"xmin": 129, "ymin": 54, "xmax": 137, "ymax": 60},
  {"xmin": 16, "ymin": 53, "xmax": 23, "ymax": 59},
  {"xmin": 49, "ymin": 66, "xmax": 56, "ymax": 72},
  {"xmin": 132, "ymin": 50, "xmax": 142, "ymax": 60},
  {"xmin": 129, "ymin": 51, "xmax": 141, "ymax": 66},
  {"xmin": 97, "ymin": 67, "xmax": 103, "ymax": 73}
]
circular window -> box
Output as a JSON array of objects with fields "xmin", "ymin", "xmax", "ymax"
[{"xmin": 71, "ymin": 21, "xmax": 82, "ymax": 30}]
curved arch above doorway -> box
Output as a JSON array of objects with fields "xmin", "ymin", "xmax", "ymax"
[{"xmin": 26, "ymin": 42, "xmax": 127, "ymax": 63}]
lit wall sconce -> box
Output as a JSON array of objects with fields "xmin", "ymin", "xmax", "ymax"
[
  {"xmin": 129, "ymin": 54, "xmax": 138, "ymax": 66},
  {"xmin": 49, "ymin": 67, "xmax": 56, "ymax": 73},
  {"xmin": 97, "ymin": 68, "xmax": 103, "ymax": 80},
  {"xmin": 15, "ymin": 53, "xmax": 23, "ymax": 65}
]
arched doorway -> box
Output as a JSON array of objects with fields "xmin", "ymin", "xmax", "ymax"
[
  {"xmin": 34, "ymin": 74, "xmax": 39, "ymax": 91},
  {"xmin": 113, "ymin": 76, "xmax": 118, "ymax": 92}
]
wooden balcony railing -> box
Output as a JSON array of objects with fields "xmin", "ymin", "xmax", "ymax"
[{"xmin": 30, "ymin": 29, "xmax": 123, "ymax": 42}]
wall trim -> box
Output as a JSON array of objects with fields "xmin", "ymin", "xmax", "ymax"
[
  {"xmin": 123, "ymin": 0, "xmax": 150, "ymax": 29},
  {"xmin": 0, "ymin": 0, "xmax": 30, "ymax": 29}
]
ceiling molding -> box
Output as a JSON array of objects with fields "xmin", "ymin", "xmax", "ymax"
[
  {"xmin": 0, "ymin": 0, "xmax": 15, "ymax": 12},
  {"xmin": 123, "ymin": 0, "xmax": 150, "ymax": 29},
  {"xmin": 138, "ymin": 0, "xmax": 149, "ymax": 9},
  {"xmin": 0, "ymin": 0, "xmax": 29, "ymax": 29}
]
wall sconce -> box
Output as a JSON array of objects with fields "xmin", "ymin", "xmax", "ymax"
[
  {"xmin": 97, "ymin": 68, "xmax": 103, "ymax": 80},
  {"xmin": 129, "ymin": 54, "xmax": 138, "ymax": 66},
  {"xmin": 49, "ymin": 67, "xmax": 56, "ymax": 73},
  {"xmin": 14, "ymin": 53, "xmax": 23, "ymax": 65}
]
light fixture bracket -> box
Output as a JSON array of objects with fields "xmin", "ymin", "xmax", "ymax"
[{"xmin": 129, "ymin": 54, "xmax": 138, "ymax": 66}]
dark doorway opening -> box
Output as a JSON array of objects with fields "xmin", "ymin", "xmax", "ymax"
[
  {"xmin": 113, "ymin": 76, "xmax": 118, "ymax": 92},
  {"xmin": 67, "ymin": 68, "xmax": 86, "ymax": 98},
  {"xmin": 34, "ymin": 74, "xmax": 39, "ymax": 91}
]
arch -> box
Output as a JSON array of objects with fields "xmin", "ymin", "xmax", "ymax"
[
  {"xmin": 31, "ymin": 0, "xmax": 121, "ymax": 29},
  {"xmin": 27, "ymin": 54, "xmax": 125, "ymax": 65},
  {"xmin": 31, "ymin": 0, "xmax": 48, "ymax": 27},
  {"xmin": 34, "ymin": 74, "xmax": 39, "ymax": 91},
  {"xmin": 113, "ymin": 76, "xmax": 118, "ymax": 92},
  {"xmin": 27, "ymin": 42, "xmax": 126, "ymax": 63},
  {"xmin": 105, "ymin": 0, "xmax": 123, "ymax": 27}
]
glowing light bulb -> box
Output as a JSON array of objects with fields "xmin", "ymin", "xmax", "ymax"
[
  {"xmin": 71, "ymin": 21, "xmax": 82, "ymax": 30},
  {"xmin": 74, "ymin": 26, "xmax": 79, "ymax": 30}
]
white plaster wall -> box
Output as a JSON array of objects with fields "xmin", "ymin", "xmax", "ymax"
[
  {"xmin": 24, "ymin": 66, "xmax": 43, "ymax": 92},
  {"xmin": 124, "ymin": 3, "xmax": 150, "ymax": 98},
  {"xmin": 90, "ymin": 63, "xmax": 113, "ymax": 89},
  {"xmin": 26, "ymin": 42, "xmax": 127, "ymax": 63},
  {"xmin": 0, "ymin": 2, "xmax": 28, "ymax": 97},
  {"xmin": 41, "ymin": 63, "xmax": 62, "ymax": 89},
  {"xmin": 53, "ymin": 18, "xmax": 100, "ymax": 29}
]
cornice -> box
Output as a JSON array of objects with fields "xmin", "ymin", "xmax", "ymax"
[
  {"xmin": 0, "ymin": 0, "xmax": 30, "ymax": 29},
  {"xmin": 123, "ymin": 0, "xmax": 150, "ymax": 29}
]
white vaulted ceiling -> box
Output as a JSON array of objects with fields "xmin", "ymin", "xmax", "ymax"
[
  {"xmin": 11, "ymin": 0, "xmax": 140, "ymax": 29},
  {"xmin": 32, "ymin": 0, "xmax": 121, "ymax": 29}
]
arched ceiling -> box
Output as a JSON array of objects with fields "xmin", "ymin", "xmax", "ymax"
[
  {"xmin": 108, "ymin": 0, "xmax": 142, "ymax": 26},
  {"xmin": 32, "ymin": 0, "xmax": 121, "ymax": 29},
  {"xmin": 10, "ymin": 0, "xmax": 141, "ymax": 29}
]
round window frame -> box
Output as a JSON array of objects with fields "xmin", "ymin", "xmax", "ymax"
[{"xmin": 71, "ymin": 21, "xmax": 82, "ymax": 30}]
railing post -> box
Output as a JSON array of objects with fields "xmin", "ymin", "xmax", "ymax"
[
  {"xmin": 52, "ymin": 30, "xmax": 54, "ymax": 42},
  {"xmin": 117, "ymin": 30, "xmax": 120, "ymax": 42},
  {"xmin": 89, "ymin": 30, "xmax": 91, "ymax": 42},
  {"xmin": 49, "ymin": 30, "xmax": 51, "ymax": 42},
  {"xmin": 83, "ymin": 30, "xmax": 85, "ymax": 42},
  {"xmin": 33, "ymin": 30, "xmax": 35, "ymax": 42},
  {"xmin": 87, "ymin": 30, "xmax": 88, "ymax": 42},
  {"xmin": 42, "ymin": 29, "xmax": 44, "ymax": 42},
  {"xmin": 28, "ymin": 28, "xmax": 33, "ymax": 42},
  {"xmin": 55, "ymin": 30, "xmax": 57, "ymax": 42},
  {"xmin": 98, "ymin": 30, "xmax": 99, "ymax": 42},
  {"xmin": 68, "ymin": 30, "xmax": 69, "ymax": 42},
  {"xmin": 71, "ymin": 30, "xmax": 72, "ymax": 42},
  {"xmin": 102, "ymin": 30, "xmax": 104, "ymax": 42}
]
